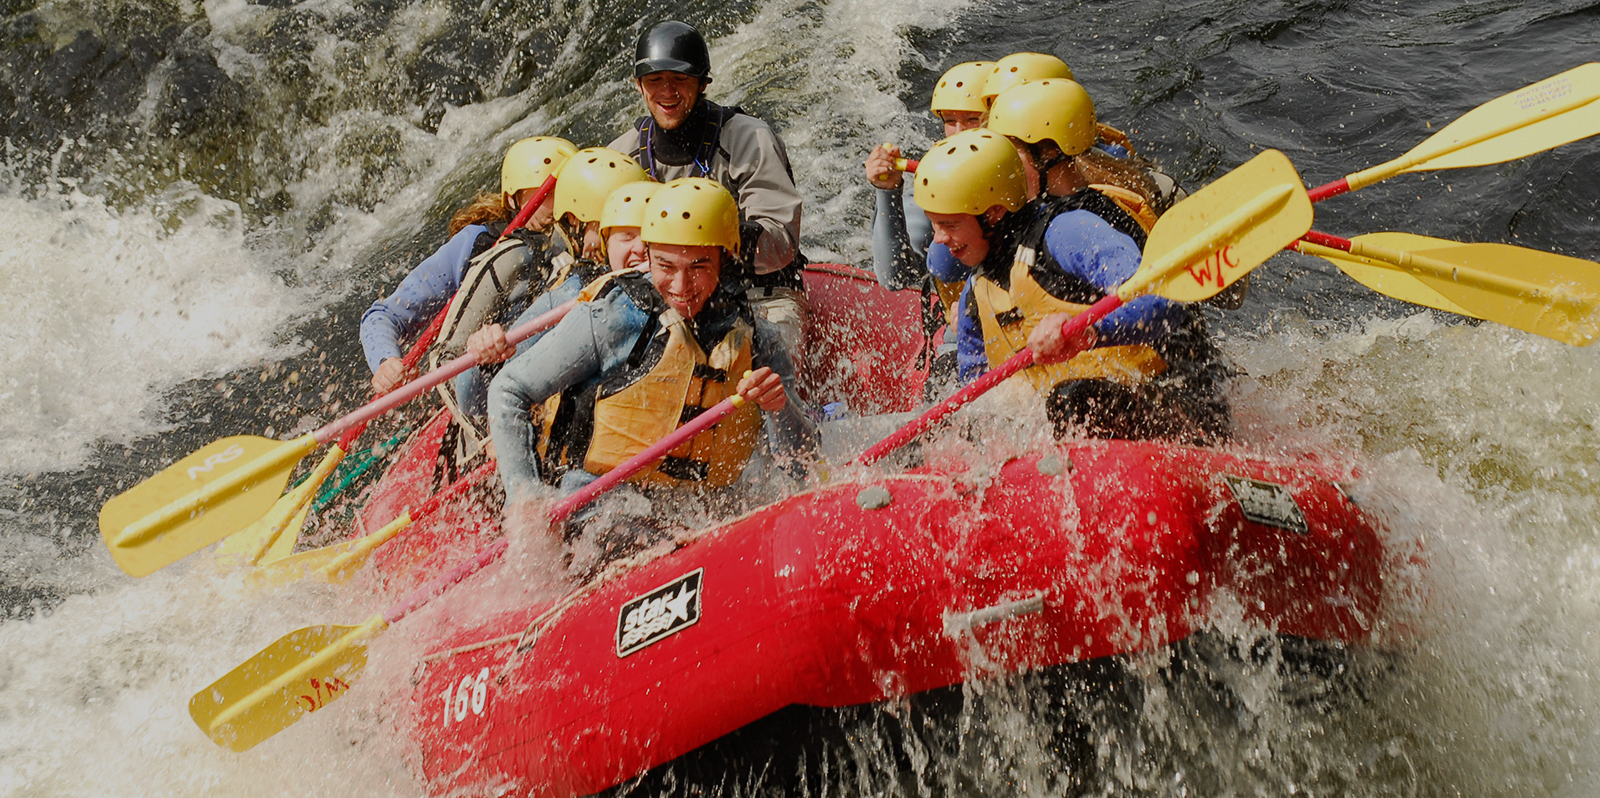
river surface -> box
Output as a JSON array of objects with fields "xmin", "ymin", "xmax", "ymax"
[{"xmin": 2, "ymin": 0, "xmax": 1599, "ymax": 794}]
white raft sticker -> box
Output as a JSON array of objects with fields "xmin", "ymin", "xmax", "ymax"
[
  {"xmin": 1222, "ymin": 475, "xmax": 1308, "ymax": 534},
  {"xmin": 617, "ymin": 568, "xmax": 703, "ymax": 657}
]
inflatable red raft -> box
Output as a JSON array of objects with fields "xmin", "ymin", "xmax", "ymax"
[
  {"xmin": 325, "ymin": 265, "xmax": 1384, "ymax": 795},
  {"xmin": 398, "ymin": 439, "xmax": 1382, "ymax": 797}
]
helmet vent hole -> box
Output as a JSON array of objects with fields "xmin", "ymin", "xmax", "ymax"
[{"xmin": 682, "ymin": 211, "xmax": 692, "ymax": 219}]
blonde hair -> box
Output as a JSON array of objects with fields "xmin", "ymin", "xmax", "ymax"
[{"xmin": 447, "ymin": 191, "xmax": 511, "ymax": 236}]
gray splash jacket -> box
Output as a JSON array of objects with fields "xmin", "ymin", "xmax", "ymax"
[{"xmin": 610, "ymin": 100, "xmax": 803, "ymax": 278}]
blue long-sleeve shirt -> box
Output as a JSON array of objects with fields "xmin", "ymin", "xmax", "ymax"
[
  {"xmin": 488, "ymin": 285, "xmax": 817, "ymax": 500},
  {"xmin": 955, "ymin": 208, "xmax": 1184, "ymax": 383},
  {"xmin": 359, "ymin": 225, "xmax": 491, "ymax": 374}
]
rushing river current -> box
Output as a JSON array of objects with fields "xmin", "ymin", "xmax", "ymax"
[{"xmin": 3, "ymin": 0, "xmax": 1600, "ymax": 794}]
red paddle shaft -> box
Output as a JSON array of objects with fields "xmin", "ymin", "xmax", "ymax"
[
  {"xmin": 382, "ymin": 394, "xmax": 750, "ymax": 624},
  {"xmin": 854, "ymin": 294, "xmax": 1122, "ymax": 466},
  {"xmin": 377, "ymin": 172, "xmax": 559, "ymax": 398},
  {"xmin": 315, "ymin": 299, "xmax": 578, "ymax": 446}
]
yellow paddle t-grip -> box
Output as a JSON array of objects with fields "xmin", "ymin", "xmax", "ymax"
[{"xmin": 729, "ymin": 369, "xmax": 755, "ymax": 409}]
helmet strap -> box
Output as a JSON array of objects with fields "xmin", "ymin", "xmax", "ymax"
[{"xmin": 1027, "ymin": 141, "xmax": 1069, "ymax": 176}]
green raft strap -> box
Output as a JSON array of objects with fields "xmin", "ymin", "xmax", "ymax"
[{"xmin": 310, "ymin": 429, "xmax": 411, "ymax": 513}]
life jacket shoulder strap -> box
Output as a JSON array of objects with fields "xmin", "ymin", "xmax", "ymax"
[
  {"xmin": 1034, "ymin": 188, "xmax": 1149, "ymax": 248},
  {"xmin": 1085, "ymin": 183, "xmax": 1159, "ymax": 234},
  {"xmin": 1008, "ymin": 189, "xmax": 1146, "ymax": 306},
  {"xmin": 632, "ymin": 103, "xmax": 746, "ymax": 180}
]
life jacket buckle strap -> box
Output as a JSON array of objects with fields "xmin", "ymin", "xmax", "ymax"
[
  {"xmin": 691, "ymin": 364, "xmax": 728, "ymax": 382},
  {"xmin": 658, "ymin": 457, "xmax": 711, "ymax": 482}
]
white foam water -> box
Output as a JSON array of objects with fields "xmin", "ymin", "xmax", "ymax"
[
  {"xmin": 6, "ymin": 0, "xmax": 1600, "ymax": 793},
  {"xmin": 0, "ymin": 180, "xmax": 306, "ymax": 475}
]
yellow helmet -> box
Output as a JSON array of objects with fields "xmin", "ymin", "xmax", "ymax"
[
  {"xmin": 501, "ymin": 136, "xmax": 577, "ymax": 207},
  {"xmin": 911, "ymin": 129, "xmax": 1028, "ymax": 215},
  {"xmin": 930, "ymin": 61, "xmax": 994, "ymax": 115},
  {"xmin": 985, "ymin": 78, "xmax": 1097, "ymax": 157},
  {"xmin": 641, "ymin": 177, "xmax": 742, "ymax": 255},
  {"xmin": 599, "ymin": 181, "xmax": 664, "ymax": 237},
  {"xmin": 553, "ymin": 148, "xmax": 649, "ymax": 224},
  {"xmin": 981, "ymin": 52, "xmax": 1074, "ymax": 107}
]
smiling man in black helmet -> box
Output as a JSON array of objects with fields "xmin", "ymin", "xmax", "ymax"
[{"xmin": 609, "ymin": 20, "xmax": 808, "ymax": 361}]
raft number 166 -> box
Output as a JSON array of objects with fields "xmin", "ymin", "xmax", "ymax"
[{"xmin": 440, "ymin": 667, "xmax": 490, "ymax": 728}]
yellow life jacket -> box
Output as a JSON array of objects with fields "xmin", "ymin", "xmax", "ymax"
[
  {"xmin": 934, "ymin": 276, "xmax": 965, "ymax": 328},
  {"xmin": 536, "ymin": 269, "xmax": 643, "ymax": 466},
  {"xmin": 970, "ymin": 190, "xmax": 1168, "ymax": 391},
  {"xmin": 583, "ymin": 308, "xmax": 761, "ymax": 487},
  {"xmin": 539, "ymin": 273, "xmax": 763, "ymax": 488}
]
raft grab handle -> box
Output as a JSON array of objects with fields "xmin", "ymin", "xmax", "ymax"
[{"xmin": 943, "ymin": 592, "xmax": 1046, "ymax": 637}]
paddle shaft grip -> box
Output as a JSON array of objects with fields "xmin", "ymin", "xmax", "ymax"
[
  {"xmin": 312, "ymin": 298, "xmax": 578, "ymax": 444},
  {"xmin": 854, "ymin": 294, "xmax": 1123, "ymax": 466},
  {"xmin": 1307, "ymin": 179, "xmax": 1350, "ymax": 203},
  {"xmin": 893, "ymin": 157, "xmax": 919, "ymax": 173}
]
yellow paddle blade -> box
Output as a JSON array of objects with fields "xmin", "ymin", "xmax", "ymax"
[
  {"xmin": 1134, "ymin": 149, "xmax": 1313, "ymax": 303},
  {"xmin": 256, "ymin": 503, "xmax": 310, "ymax": 566},
  {"xmin": 100, "ymin": 434, "xmax": 319, "ymax": 577},
  {"xmin": 1360, "ymin": 232, "xmax": 1600, "ymax": 346},
  {"xmin": 215, "ymin": 479, "xmax": 316, "ymax": 570},
  {"xmin": 221, "ymin": 441, "xmax": 349, "ymax": 569},
  {"xmin": 1347, "ymin": 63, "xmax": 1600, "ymax": 190},
  {"xmin": 1296, "ymin": 240, "xmax": 1475, "ymax": 318},
  {"xmin": 190, "ymin": 617, "xmax": 385, "ymax": 752},
  {"xmin": 249, "ymin": 511, "xmax": 413, "ymax": 588}
]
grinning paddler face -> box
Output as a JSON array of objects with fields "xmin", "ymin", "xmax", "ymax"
[
  {"xmin": 648, "ymin": 242, "xmax": 723, "ymax": 318},
  {"xmin": 605, "ymin": 227, "xmax": 648, "ymax": 272},
  {"xmin": 637, "ymin": 72, "xmax": 703, "ymax": 131},
  {"xmin": 926, "ymin": 209, "xmax": 998, "ymax": 266}
]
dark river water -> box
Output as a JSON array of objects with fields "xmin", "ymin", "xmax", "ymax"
[{"xmin": 2, "ymin": 0, "xmax": 1598, "ymax": 794}]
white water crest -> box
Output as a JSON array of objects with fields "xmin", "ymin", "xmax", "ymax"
[
  {"xmin": 0, "ymin": 561, "xmax": 427, "ymax": 796},
  {"xmin": 0, "ymin": 180, "xmax": 303, "ymax": 474}
]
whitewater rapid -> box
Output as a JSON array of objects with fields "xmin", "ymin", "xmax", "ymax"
[{"xmin": 3, "ymin": 0, "xmax": 1600, "ymax": 794}]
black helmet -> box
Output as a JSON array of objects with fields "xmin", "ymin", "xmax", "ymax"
[{"xmin": 634, "ymin": 20, "xmax": 712, "ymax": 80}]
